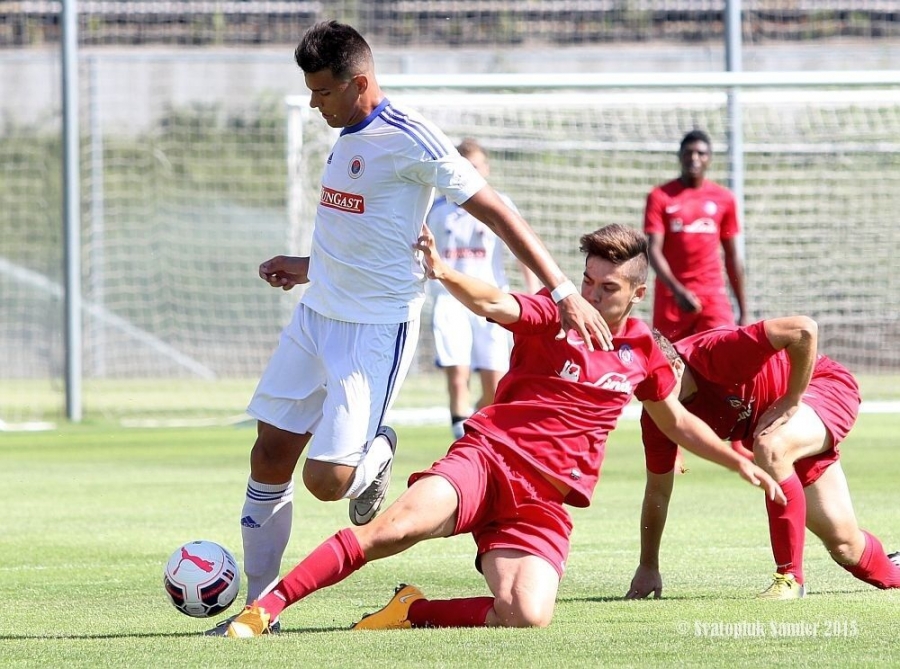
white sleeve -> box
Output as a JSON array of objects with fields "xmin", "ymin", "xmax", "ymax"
[{"xmin": 398, "ymin": 150, "xmax": 487, "ymax": 206}]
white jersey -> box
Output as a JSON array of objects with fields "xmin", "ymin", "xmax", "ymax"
[
  {"xmin": 301, "ymin": 98, "xmax": 487, "ymax": 324},
  {"xmin": 425, "ymin": 192, "xmax": 515, "ymax": 297}
]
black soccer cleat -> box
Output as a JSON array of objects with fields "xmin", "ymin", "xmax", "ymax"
[{"xmin": 349, "ymin": 426, "xmax": 398, "ymax": 526}]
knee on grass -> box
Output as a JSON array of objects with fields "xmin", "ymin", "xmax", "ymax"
[{"xmin": 490, "ymin": 597, "xmax": 554, "ymax": 628}]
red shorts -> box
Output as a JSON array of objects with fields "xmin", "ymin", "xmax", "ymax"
[
  {"xmin": 653, "ymin": 289, "xmax": 735, "ymax": 341},
  {"xmin": 408, "ymin": 432, "xmax": 573, "ymax": 579},
  {"xmin": 791, "ymin": 356, "xmax": 861, "ymax": 487}
]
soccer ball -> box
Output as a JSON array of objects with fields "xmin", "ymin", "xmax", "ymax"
[{"xmin": 163, "ymin": 540, "xmax": 241, "ymax": 618}]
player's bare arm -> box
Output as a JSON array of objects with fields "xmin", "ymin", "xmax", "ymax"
[
  {"xmin": 416, "ymin": 226, "xmax": 520, "ymax": 324},
  {"xmin": 753, "ymin": 316, "xmax": 818, "ymax": 438},
  {"xmin": 643, "ymin": 393, "xmax": 787, "ymax": 505},
  {"xmin": 258, "ymin": 255, "xmax": 310, "ymax": 291},
  {"xmin": 722, "ymin": 237, "xmax": 748, "ymax": 325},
  {"xmin": 625, "ymin": 470, "xmax": 674, "ymax": 600},
  {"xmin": 646, "ymin": 233, "xmax": 701, "ymax": 313},
  {"xmin": 460, "ymin": 186, "xmax": 612, "ymax": 351}
]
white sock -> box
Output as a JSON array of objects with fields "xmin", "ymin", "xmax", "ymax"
[
  {"xmin": 240, "ymin": 478, "xmax": 294, "ymax": 603},
  {"xmin": 344, "ymin": 433, "xmax": 393, "ymax": 499},
  {"xmin": 451, "ymin": 420, "xmax": 466, "ymax": 440}
]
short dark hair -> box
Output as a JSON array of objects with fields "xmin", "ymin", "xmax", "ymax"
[
  {"xmin": 578, "ymin": 224, "xmax": 649, "ymax": 286},
  {"xmin": 294, "ymin": 20, "xmax": 373, "ymax": 79},
  {"xmin": 679, "ymin": 129, "xmax": 712, "ymax": 154}
]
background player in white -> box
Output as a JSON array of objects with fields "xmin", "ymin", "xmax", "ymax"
[
  {"xmin": 208, "ymin": 20, "xmax": 612, "ymax": 633},
  {"xmin": 427, "ymin": 138, "xmax": 539, "ymax": 439}
]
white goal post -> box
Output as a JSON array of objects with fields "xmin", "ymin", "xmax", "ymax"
[{"xmin": 287, "ymin": 70, "xmax": 900, "ymax": 377}]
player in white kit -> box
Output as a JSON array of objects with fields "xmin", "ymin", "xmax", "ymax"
[
  {"xmin": 207, "ymin": 20, "xmax": 612, "ymax": 634},
  {"xmin": 427, "ymin": 139, "xmax": 539, "ymax": 439}
]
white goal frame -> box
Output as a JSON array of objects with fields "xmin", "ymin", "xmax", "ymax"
[
  {"xmin": 287, "ymin": 68, "xmax": 900, "ymax": 257},
  {"xmin": 286, "ymin": 69, "xmax": 900, "ymax": 388}
]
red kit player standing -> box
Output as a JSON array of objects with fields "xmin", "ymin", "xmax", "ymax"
[
  {"xmin": 644, "ymin": 129, "xmax": 747, "ymax": 342},
  {"xmin": 644, "ymin": 129, "xmax": 750, "ymax": 470}
]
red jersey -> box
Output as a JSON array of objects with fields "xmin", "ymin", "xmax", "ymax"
[
  {"xmin": 643, "ymin": 179, "xmax": 739, "ymax": 294},
  {"xmin": 465, "ymin": 290, "xmax": 676, "ymax": 508},
  {"xmin": 642, "ymin": 322, "xmax": 853, "ymax": 474}
]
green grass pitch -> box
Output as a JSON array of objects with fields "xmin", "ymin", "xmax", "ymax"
[{"xmin": 1, "ymin": 415, "xmax": 897, "ymax": 668}]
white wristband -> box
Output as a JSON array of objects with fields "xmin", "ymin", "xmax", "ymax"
[{"xmin": 550, "ymin": 279, "xmax": 577, "ymax": 303}]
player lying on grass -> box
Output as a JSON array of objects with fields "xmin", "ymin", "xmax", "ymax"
[
  {"xmin": 626, "ymin": 318, "xmax": 900, "ymax": 601},
  {"xmin": 219, "ymin": 224, "xmax": 784, "ymax": 637}
]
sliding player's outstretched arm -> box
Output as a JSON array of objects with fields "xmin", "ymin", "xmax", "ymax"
[
  {"xmin": 643, "ymin": 392, "xmax": 786, "ymax": 503},
  {"xmin": 416, "ymin": 225, "xmax": 521, "ymax": 325}
]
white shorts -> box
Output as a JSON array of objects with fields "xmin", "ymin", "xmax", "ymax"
[
  {"xmin": 431, "ymin": 293, "xmax": 510, "ymax": 372},
  {"xmin": 247, "ymin": 303, "xmax": 420, "ymax": 467}
]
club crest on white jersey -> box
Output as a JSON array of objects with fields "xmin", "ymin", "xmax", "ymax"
[{"xmin": 348, "ymin": 155, "xmax": 365, "ymax": 179}]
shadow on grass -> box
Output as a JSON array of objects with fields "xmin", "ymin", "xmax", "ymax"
[
  {"xmin": 562, "ymin": 585, "xmax": 876, "ymax": 604},
  {"xmin": 0, "ymin": 626, "xmax": 341, "ymax": 640},
  {"xmin": 562, "ymin": 594, "xmax": 695, "ymax": 603}
]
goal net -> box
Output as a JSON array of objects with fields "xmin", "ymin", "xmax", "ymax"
[
  {"xmin": 3, "ymin": 65, "xmax": 899, "ymax": 428},
  {"xmin": 289, "ymin": 82, "xmax": 900, "ymax": 384}
]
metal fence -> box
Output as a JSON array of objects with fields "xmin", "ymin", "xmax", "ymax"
[
  {"xmin": 3, "ymin": 2, "xmax": 900, "ymax": 423},
  {"xmin": 3, "ymin": 1, "xmax": 900, "ymax": 48}
]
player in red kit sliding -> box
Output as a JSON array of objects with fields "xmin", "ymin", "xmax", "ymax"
[{"xmin": 217, "ymin": 224, "xmax": 783, "ymax": 637}]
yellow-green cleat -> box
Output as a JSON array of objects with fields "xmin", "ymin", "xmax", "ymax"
[
  {"xmin": 352, "ymin": 584, "xmax": 424, "ymax": 630},
  {"xmin": 221, "ymin": 604, "xmax": 273, "ymax": 638},
  {"xmin": 757, "ymin": 573, "xmax": 806, "ymax": 600},
  {"xmin": 205, "ymin": 609, "xmax": 280, "ymax": 637}
]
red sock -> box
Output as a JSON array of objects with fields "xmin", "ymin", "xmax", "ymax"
[
  {"xmin": 407, "ymin": 596, "xmax": 494, "ymax": 628},
  {"xmin": 765, "ymin": 472, "xmax": 806, "ymax": 584},
  {"xmin": 840, "ymin": 530, "xmax": 900, "ymax": 589},
  {"xmin": 257, "ymin": 528, "xmax": 366, "ymax": 619}
]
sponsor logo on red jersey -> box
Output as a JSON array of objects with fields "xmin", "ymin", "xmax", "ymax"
[
  {"xmin": 683, "ymin": 218, "xmax": 718, "ymax": 233},
  {"xmin": 320, "ymin": 186, "xmax": 365, "ymax": 213},
  {"xmin": 673, "ymin": 217, "xmax": 717, "ymax": 234},
  {"xmin": 558, "ymin": 360, "xmax": 582, "ymax": 381},
  {"xmin": 594, "ymin": 372, "xmax": 633, "ymax": 394}
]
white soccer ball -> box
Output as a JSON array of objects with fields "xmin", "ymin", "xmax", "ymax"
[{"xmin": 163, "ymin": 540, "xmax": 241, "ymax": 618}]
